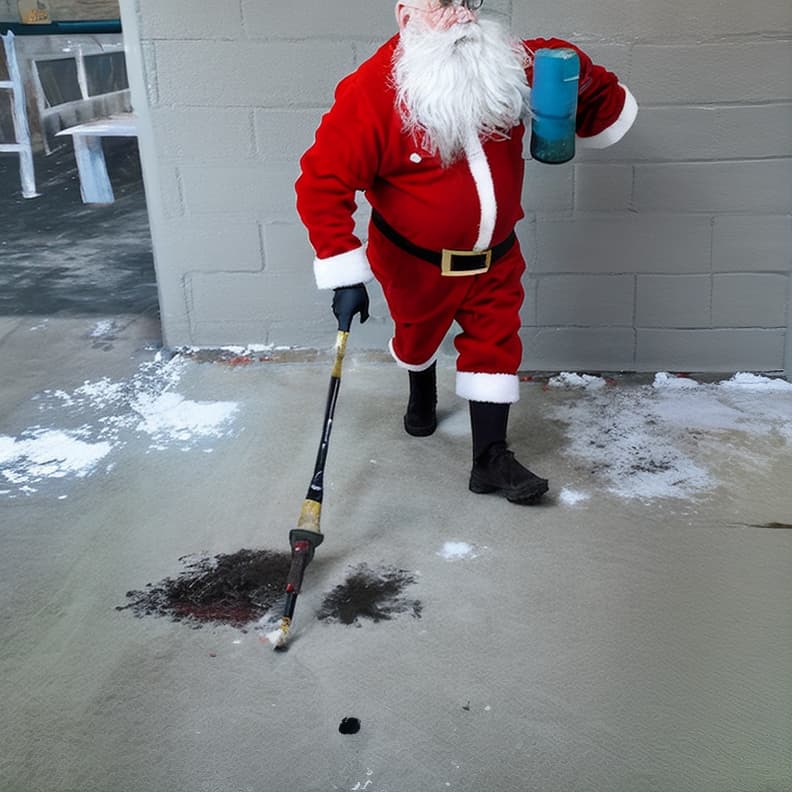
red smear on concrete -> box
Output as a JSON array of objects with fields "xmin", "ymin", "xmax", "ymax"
[{"xmin": 118, "ymin": 549, "xmax": 291, "ymax": 628}]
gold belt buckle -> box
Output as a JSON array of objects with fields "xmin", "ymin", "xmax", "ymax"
[{"xmin": 440, "ymin": 248, "xmax": 492, "ymax": 277}]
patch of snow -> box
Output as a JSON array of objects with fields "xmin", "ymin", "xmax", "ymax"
[
  {"xmin": 2, "ymin": 354, "xmax": 240, "ymax": 498},
  {"xmin": 651, "ymin": 390, "xmax": 748, "ymax": 433},
  {"xmin": 653, "ymin": 372, "xmax": 699, "ymax": 390},
  {"xmin": 132, "ymin": 392, "xmax": 238, "ymax": 447},
  {"xmin": 552, "ymin": 391, "xmax": 715, "ymax": 500},
  {"xmin": 548, "ymin": 372, "xmax": 607, "ymax": 390},
  {"xmin": 90, "ymin": 320, "xmax": 116, "ymax": 338},
  {"xmin": 559, "ymin": 487, "xmax": 590, "ymax": 506},
  {"xmin": 183, "ymin": 343, "xmax": 276, "ymax": 355},
  {"xmin": 37, "ymin": 356, "xmax": 239, "ymax": 451},
  {"xmin": 549, "ymin": 373, "xmax": 791, "ymax": 501},
  {"xmin": 0, "ymin": 430, "xmax": 112, "ymax": 487},
  {"xmin": 720, "ymin": 372, "xmax": 792, "ymax": 391},
  {"xmin": 438, "ymin": 541, "xmax": 477, "ymax": 560},
  {"xmin": 74, "ymin": 378, "xmax": 127, "ymax": 408}
]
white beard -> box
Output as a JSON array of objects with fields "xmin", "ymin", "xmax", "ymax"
[{"xmin": 393, "ymin": 17, "xmax": 531, "ymax": 166}]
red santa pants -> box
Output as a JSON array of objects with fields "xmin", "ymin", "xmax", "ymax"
[{"xmin": 367, "ymin": 224, "xmax": 525, "ymax": 403}]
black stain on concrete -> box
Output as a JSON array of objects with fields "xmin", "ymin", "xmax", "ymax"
[
  {"xmin": 117, "ymin": 549, "xmax": 291, "ymax": 628},
  {"xmin": 731, "ymin": 521, "xmax": 792, "ymax": 530},
  {"xmin": 338, "ymin": 717, "xmax": 361, "ymax": 735},
  {"xmin": 317, "ymin": 563, "xmax": 422, "ymax": 626}
]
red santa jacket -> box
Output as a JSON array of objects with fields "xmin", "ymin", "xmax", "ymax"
[{"xmin": 296, "ymin": 35, "xmax": 637, "ymax": 290}]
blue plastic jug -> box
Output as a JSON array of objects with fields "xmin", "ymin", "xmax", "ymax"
[{"xmin": 530, "ymin": 48, "xmax": 580, "ymax": 164}]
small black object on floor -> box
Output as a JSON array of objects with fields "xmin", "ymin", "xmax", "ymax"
[{"xmin": 338, "ymin": 717, "xmax": 361, "ymax": 735}]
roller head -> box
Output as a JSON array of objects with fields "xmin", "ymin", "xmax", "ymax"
[{"xmin": 266, "ymin": 618, "xmax": 290, "ymax": 651}]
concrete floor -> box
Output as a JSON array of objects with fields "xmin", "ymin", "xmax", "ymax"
[
  {"xmin": 1, "ymin": 146, "xmax": 791, "ymax": 791},
  {"xmin": 1, "ymin": 314, "xmax": 790, "ymax": 792}
]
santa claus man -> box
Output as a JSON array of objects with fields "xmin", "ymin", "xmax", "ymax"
[{"xmin": 295, "ymin": 0, "xmax": 637, "ymax": 505}]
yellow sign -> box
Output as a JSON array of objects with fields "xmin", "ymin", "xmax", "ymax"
[{"xmin": 18, "ymin": 0, "xmax": 52, "ymax": 24}]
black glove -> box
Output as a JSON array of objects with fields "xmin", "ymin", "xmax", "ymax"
[{"xmin": 332, "ymin": 283, "xmax": 370, "ymax": 332}]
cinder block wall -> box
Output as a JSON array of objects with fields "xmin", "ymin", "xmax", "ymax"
[{"xmin": 117, "ymin": 0, "xmax": 792, "ymax": 376}]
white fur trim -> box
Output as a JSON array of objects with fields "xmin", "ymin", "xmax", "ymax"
[
  {"xmin": 388, "ymin": 338, "xmax": 438, "ymax": 372},
  {"xmin": 314, "ymin": 246, "xmax": 374, "ymax": 290},
  {"xmin": 464, "ymin": 135, "xmax": 497, "ymax": 250},
  {"xmin": 456, "ymin": 371, "xmax": 520, "ymax": 403},
  {"xmin": 577, "ymin": 84, "xmax": 638, "ymax": 150}
]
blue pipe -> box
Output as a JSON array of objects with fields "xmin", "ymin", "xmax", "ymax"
[{"xmin": 0, "ymin": 20, "xmax": 122, "ymax": 36}]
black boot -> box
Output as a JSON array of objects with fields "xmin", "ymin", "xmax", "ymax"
[
  {"xmin": 468, "ymin": 401, "xmax": 548, "ymax": 505},
  {"xmin": 404, "ymin": 362, "xmax": 437, "ymax": 437}
]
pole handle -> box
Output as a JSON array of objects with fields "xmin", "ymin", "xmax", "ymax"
[{"xmin": 331, "ymin": 329, "xmax": 349, "ymax": 378}]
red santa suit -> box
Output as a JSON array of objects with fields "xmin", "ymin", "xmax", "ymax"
[{"xmin": 296, "ymin": 35, "xmax": 637, "ymax": 403}]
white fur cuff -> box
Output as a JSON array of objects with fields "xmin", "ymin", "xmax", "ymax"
[
  {"xmin": 456, "ymin": 372, "xmax": 520, "ymax": 403},
  {"xmin": 388, "ymin": 338, "xmax": 438, "ymax": 372},
  {"xmin": 314, "ymin": 246, "xmax": 374, "ymax": 290},
  {"xmin": 577, "ymin": 84, "xmax": 638, "ymax": 150}
]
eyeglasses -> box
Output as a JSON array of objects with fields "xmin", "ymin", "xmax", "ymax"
[
  {"xmin": 407, "ymin": 0, "xmax": 485, "ymax": 12},
  {"xmin": 438, "ymin": 0, "xmax": 484, "ymax": 8}
]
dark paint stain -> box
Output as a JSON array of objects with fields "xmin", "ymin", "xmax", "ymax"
[
  {"xmin": 317, "ymin": 563, "xmax": 422, "ymax": 626},
  {"xmin": 117, "ymin": 549, "xmax": 291, "ymax": 628},
  {"xmin": 338, "ymin": 717, "xmax": 361, "ymax": 735}
]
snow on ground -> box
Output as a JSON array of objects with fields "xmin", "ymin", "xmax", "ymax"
[
  {"xmin": 559, "ymin": 488, "xmax": 591, "ymax": 506},
  {"xmin": 720, "ymin": 372, "xmax": 792, "ymax": 392},
  {"xmin": 550, "ymin": 372, "xmax": 792, "ymax": 501},
  {"xmin": 548, "ymin": 372, "xmax": 608, "ymax": 390},
  {"xmin": 0, "ymin": 431, "xmax": 112, "ymax": 484},
  {"xmin": 3, "ymin": 362, "xmax": 789, "ymax": 503},
  {"xmin": 90, "ymin": 319, "xmax": 117, "ymax": 338},
  {"xmin": 438, "ymin": 541, "xmax": 478, "ymax": 560},
  {"xmin": 652, "ymin": 372, "xmax": 699, "ymax": 390},
  {"xmin": 1, "ymin": 353, "xmax": 239, "ymax": 497},
  {"xmin": 132, "ymin": 392, "xmax": 238, "ymax": 450}
]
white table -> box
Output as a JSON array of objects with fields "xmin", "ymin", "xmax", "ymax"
[{"xmin": 57, "ymin": 114, "xmax": 139, "ymax": 204}]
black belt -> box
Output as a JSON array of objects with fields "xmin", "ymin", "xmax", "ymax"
[{"xmin": 371, "ymin": 209, "xmax": 516, "ymax": 277}]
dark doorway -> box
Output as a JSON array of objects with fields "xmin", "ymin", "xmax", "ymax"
[{"xmin": 0, "ymin": 138, "xmax": 159, "ymax": 321}]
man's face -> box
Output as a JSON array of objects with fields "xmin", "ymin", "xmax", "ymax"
[{"xmin": 396, "ymin": 0, "xmax": 479, "ymax": 32}]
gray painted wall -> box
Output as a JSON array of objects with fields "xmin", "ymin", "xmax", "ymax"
[{"xmin": 123, "ymin": 2, "xmax": 790, "ymax": 374}]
